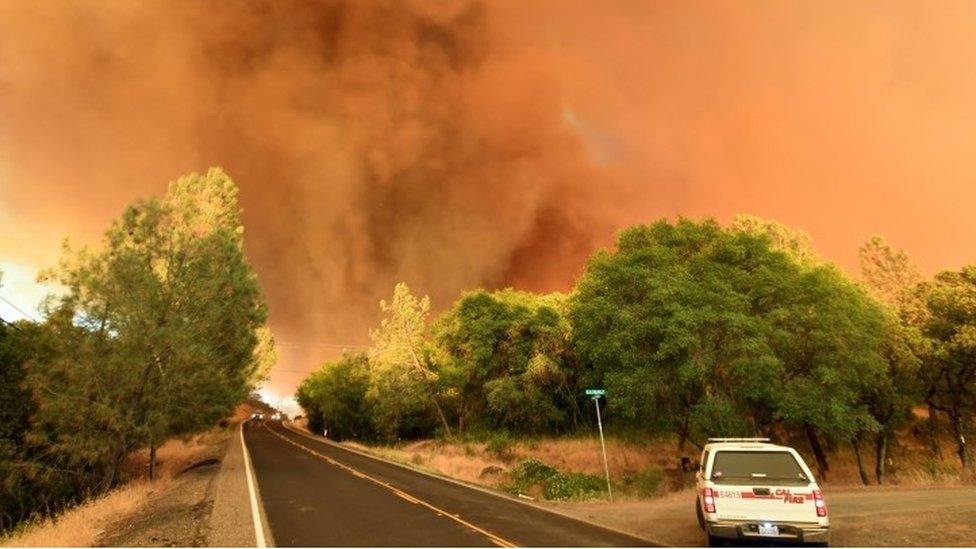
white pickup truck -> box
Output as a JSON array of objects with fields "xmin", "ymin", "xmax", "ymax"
[{"xmin": 696, "ymin": 438, "xmax": 829, "ymax": 546}]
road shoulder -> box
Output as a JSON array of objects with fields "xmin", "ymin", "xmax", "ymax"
[
  {"xmin": 210, "ymin": 423, "xmax": 274, "ymax": 547},
  {"xmin": 97, "ymin": 430, "xmax": 233, "ymax": 547}
]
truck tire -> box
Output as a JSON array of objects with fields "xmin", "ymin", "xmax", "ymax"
[
  {"xmin": 696, "ymin": 498, "xmax": 705, "ymax": 530},
  {"xmin": 706, "ymin": 534, "xmax": 724, "ymax": 547}
]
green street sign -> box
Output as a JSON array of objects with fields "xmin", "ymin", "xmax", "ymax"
[{"xmin": 585, "ymin": 388, "xmax": 606, "ymax": 396}]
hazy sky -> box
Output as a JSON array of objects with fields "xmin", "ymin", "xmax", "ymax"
[{"xmin": 2, "ymin": 0, "xmax": 975, "ymax": 399}]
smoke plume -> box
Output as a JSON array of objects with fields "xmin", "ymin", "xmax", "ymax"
[
  {"xmin": 3, "ymin": 1, "xmax": 976, "ymax": 393},
  {"xmin": 0, "ymin": 1, "xmax": 633, "ymax": 391}
]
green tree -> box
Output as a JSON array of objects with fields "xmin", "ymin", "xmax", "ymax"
[
  {"xmin": 0, "ymin": 272, "xmax": 39, "ymax": 529},
  {"xmin": 859, "ymin": 236, "xmax": 922, "ymax": 308},
  {"xmin": 768, "ymin": 265, "xmax": 888, "ymax": 478},
  {"xmin": 368, "ymin": 283, "xmax": 451, "ymax": 437},
  {"xmin": 432, "ymin": 289, "xmax": 580, "ymax": 434},
  {"xmin": 915, "ymin": 266, "xmax": 976, "ymax": 469},
  {"xmin": 857, "ymin": 236, "xmax": 925, "ymax": 483},
  {"xmin": 570, "ymin": 219, "xmax": 786, "ymax": 448},
  {"xmin": 570, "ymin": 218, "xmax": 888, "ymax": 478},
  {"xmin": 38, "ymin": 168, "xmax": 270, "ymax": 487},
  {"xmin": 730, "ymin": 214, "xmax": 820, "ymax": 265},
  {"xmin": 296, "ymin": 354, "xmax": 374, "ymax": 440}
]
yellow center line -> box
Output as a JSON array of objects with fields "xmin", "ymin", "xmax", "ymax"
[{"xmin": 261, "ymin": 422, "xmax": 519, "ymax": 548}]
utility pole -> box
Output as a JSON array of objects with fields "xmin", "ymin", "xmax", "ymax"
[{"xmin": 586, "ymin": 388, "xmax": 613, "ymax": 503}]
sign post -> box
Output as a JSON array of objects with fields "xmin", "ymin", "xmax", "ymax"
[{"xmin": 585, "ymin": 388, "xmax": 613, "ymax": 503}]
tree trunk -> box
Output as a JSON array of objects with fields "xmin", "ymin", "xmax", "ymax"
[
  {"xmin": 852, "ymin": 437, "xmax": 870, "ymax": 485},
  {"xmin": 928, "ymin": 404, "xmax": 943, "ymax": 459},
  {"xmin": 677, "ymin": 409, "xmax": 691, "ymax": 452},
  {"xmin": 804, "ymin": 423, "xmax": 829, "ymax": 480},
  {"xmin": 430, "ymin": 394, "xmax": 453, "ymax": 437},
  {"xmin": 149, "ymin": 443, "xmax": 158, "ymax": 481},
  {"xmin": 100, "ymin": 443, "xmax": 127, "ymax": 493},
  {"xmin": 951, "ymin": 414, "xmax": 972, "ymax": 470},
  {"xmin": 874, "ymin": 431, "xmax": 888, "ymax": 484},
  {"xmin": 406, "ymin": 343, "xmax": 453, "ymax": 437}
]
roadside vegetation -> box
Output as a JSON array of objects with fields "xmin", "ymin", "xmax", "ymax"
[
  {"xmin": 297, "ymin": 215, "xmax": 976, "ymax": 500},
  {"xmin": 0, "ymin": 169, "xmax": 274, "ymax": 534},
  {"xmin": 1, "ymin": 426, "xmax": 231, "ymax": 547}
]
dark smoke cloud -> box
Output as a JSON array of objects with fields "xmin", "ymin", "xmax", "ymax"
[
  {"xmin": 4, "ymin": 1, "xmax": 976, "ymax": 395},
  {"xmin": 0, "ymin": 1, "xmax": 630, "ymax": 392}
]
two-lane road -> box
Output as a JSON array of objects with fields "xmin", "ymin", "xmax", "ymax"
[{"xmin": 243, "ymin": 421, "xmax": 654, "ymax": 547}]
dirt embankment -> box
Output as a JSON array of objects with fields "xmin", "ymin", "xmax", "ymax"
[
  {"xmin": 336, "ymin": 430, "xmax": 974, "ymax": 499},
  {"xmin": 2, "ymin": 403, "xmax": 265, "ymax": 547},
  {"xmin": 3, "ymin": 430, "xmax": 229, "ymax": 547}
]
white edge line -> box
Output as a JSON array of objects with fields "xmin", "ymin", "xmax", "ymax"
[
  {"xmin": 279, "ymin": 421, "xmax": 663, "ymax": 547},
  {"xmin": 241, "ymin": 423, "xmax": 268, "ymax": 548}
]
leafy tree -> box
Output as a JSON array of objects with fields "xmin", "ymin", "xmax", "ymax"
[
  {"xmin": 0, "ymin": 309, "xmax": 90, "ymax": 530},
  {"xmin": 856, "ymin": 236, "xmax": 925, "ymax": 483},
  {"xmin": 859, "ymin": 236, "xmax": 922, "ymax": 308},
  {"xmin": 571, "ymin": 219, "xmax": 786, "ymax": 448},
  {"xmin": 296, "ymin": 354, "xmax": 374, "ymax": 440},
  {"xmin": 0, "ymin": 272, "xmax": 41, "ymax": 529},
  {"xmin": 915, "ymin": 266, "xmax": 976, "ymax": 469},
  {"xmin": 730, "ymin": 214, "xmax": 820, "ymax": 265},
  {"xmin": 433, "ymin": 290, "xmax": 580, "ymax": 434},
  {"xmin": 0, "ymin": 273, "xmax": 31, "ymax": 454},
  {"xmin": 368, "ymin": 357, "xmax": 438, "ymax": 441},
  {"xmin": 38, "ymin": 168, "xmax": 270, "ymax": 486},
  {"xmin": 369, "ymin": 283, "xmax": 452, "ymax": 437},
  {"xmin": 768, "ymin": 265, "xmax": 888, "ymax": 478},
  {"xmin": 570, "ymin": 218, "xmax": 888, "ymax": 478}
]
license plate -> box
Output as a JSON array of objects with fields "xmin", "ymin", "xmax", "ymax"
[{"xmin": 758, "ymin": 524, "xmax": 779, "ymax": 537}]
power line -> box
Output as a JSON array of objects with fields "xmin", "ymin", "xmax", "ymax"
[
  {"xmin": 0, "ymin": 294, "xmax": 39, "ymax": 323},
  {"xmin": 0, "ymin": 315, "xmax": 22, "ymax": 331},
  {"xmin": 276, "ymin": 341, "xmax": 369, "ymax": 349}
]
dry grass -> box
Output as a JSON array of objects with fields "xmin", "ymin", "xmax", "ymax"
[
  {"xmin": 2, "ymin": 480, "xmax": 170, "ymax": 548},
  {"xmin": 121, "ymin": 428, "xmax": 230, "ymax": 480},
  {"xmin": 343, "ymin": 423, "xmax": 975, "ymax": 501},
  {"xmin": 514, "ymin": 437, "xmax": 671, "ymax": 478},
  {"xmin": 339, "ymin": 436, "xmax": 671, "ymax": 489},
  {"xmin": 2, "ymin": 425, "xmax": 233, "ymax": 547}
]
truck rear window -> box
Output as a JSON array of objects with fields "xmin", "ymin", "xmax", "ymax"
[{"xmin": 710, "ymin": 451, "xmax": 808, "ymax": 485}]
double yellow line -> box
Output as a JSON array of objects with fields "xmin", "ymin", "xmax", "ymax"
[{"xmin": 262, "ymin": 423, "xmax": 518, "ymax": 548}]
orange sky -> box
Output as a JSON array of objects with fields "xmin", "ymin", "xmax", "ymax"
[{"xmin": 2, "ymin": 1, "xmax": 975, "ymax": 400}]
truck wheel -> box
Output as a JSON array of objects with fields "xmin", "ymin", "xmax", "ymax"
[
  {"xmin": 706, "ymin": 534, "xmax": 724, "ymax": 547},
  {"xmin": 695, "ymin": 498, "xmax": 705, "ymax": 530}
]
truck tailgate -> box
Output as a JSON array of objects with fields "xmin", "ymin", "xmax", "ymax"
[{"xmin": 713, "ymin": 485, "xmax": 821, "ymax": 523}]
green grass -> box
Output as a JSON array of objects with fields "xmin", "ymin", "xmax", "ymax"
[
  {"xmin": 622, "ymin": 465, "xmax": 664, "ymax": 497},
  {"xmin": 486, "ymin": 432, "xmax": 516, "ymax": 462}
]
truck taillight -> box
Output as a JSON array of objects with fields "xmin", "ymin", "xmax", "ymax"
[
  {"xmin": 813, "ymin": 490, "xmax": 827, "ymax": 517},
  {"xmin": 703, "ymin": 488, "xmax": 716, "ymax": 513}
]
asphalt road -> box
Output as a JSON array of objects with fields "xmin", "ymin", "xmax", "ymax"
[{"xmin": 243, "ymin": 420, "xmax": 654, "ymax": 547}]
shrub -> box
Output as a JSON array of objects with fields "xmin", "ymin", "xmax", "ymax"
[
  {"xmin": 507, "ymin": 458, "xmax": 606, "ymax": 501},
  {"xmin": 625, "ymin": 466, "xmax": 664, "ymax": 498},
  {"xmin": 508, "ymin": 458, "xmax": 558, "ymax": 494},
  {"xmin": 543, "ymin": 471, "xmax": 606, "ymax": 501},
  {"xmin": 486, "ymin": 432, "xmax": 516, "ymax": 462}
]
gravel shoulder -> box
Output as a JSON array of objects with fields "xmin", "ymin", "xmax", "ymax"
[
  {"xmin": 549, "ymin": 485, "xmax": 976, "ymax": 547},
  {"xmin": 97, "ymin": 427, "xmax": 260, "ymax": 547},
  {"xmin": 97, "ymin": 462, "xmax": 221, "ymax": 547}
]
